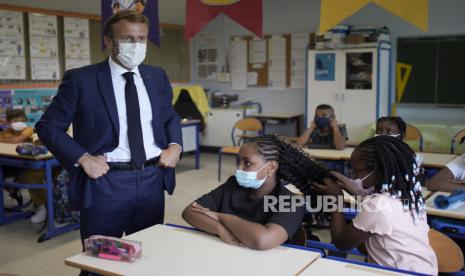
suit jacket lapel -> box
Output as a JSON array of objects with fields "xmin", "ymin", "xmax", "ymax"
[
  {"xmin": 138, "ymin": 65, "xmax": 160, "ymax": 121},
  {"xmin": 96, "ymin": 59, "xmax": 120, "ymax": 136}
]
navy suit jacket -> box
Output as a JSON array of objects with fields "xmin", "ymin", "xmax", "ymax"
[{"xmin": 36, "ymin": 59, "xmax": 182, "ymax": 210}]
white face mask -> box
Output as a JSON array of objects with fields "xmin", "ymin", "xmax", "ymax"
[
  {"xmin": 11, "ymin": 121, "xmax": 28, "ymax": 131},
  {"xmin": 116, "ymin": 42, "xmax": 147, "ymax": 69},
  {"xmin": 374, "ymin": 133, "xmax": 401, "ymax": 138}
]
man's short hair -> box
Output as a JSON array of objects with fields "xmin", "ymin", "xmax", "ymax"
[
  {"xmin": 103, "ymin": 10, "xmax": 149, "ymax": 38},
  {"xmin": 6, "ymin": 108, "xmax": 26, "ymax": 122}
]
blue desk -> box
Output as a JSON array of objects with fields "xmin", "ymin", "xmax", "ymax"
[
  {"xmin": 0, "ymin": 143, "xmax": 79, "ymax": 242},
  {"xmin": 181, "ymin": 119, "xmax": 201, "ymax": 169}
]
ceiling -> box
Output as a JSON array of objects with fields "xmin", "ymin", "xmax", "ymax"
[{"xmin": 0, "ymin": 0, "xmax": 187, "ymax": 25}]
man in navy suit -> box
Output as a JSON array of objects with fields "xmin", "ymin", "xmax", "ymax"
[{"xmin": 36, "ymin": 10, "xmax": 182, "ymax": 243}]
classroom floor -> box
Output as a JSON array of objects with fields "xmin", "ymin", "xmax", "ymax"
[{"xmin": 0, "ymin": 153, "xmax": 331, "ymax": 276}]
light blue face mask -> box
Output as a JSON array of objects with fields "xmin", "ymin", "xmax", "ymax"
[{"xmin": 235, "ymin": 163, "xmax": 270, "ymax": 189}]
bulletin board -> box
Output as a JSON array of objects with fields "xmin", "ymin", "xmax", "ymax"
[{"xmin": 231, "ymin": 33, "xmax": 314, "ymax": 88}]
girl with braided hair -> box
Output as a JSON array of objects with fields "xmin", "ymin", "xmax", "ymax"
[
  {"xmin": 314, "ymin": 135, "xmax": 437, "ymax": 274},
  {"xmin": 182, "ymin": 134, "xmax": 333, "ymax": 250}
]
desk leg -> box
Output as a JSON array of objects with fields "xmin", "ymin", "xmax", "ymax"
[
  {"xmin": 38, "ymin": 160, "xmax": 80, "ymax": 242},
  {"xmin": 195, "ymin": 124, "xmax": 200, "ymax": 170}
]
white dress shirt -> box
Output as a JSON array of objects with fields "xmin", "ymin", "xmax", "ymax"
[{"xmin": 105, "ymin": 57, "xmax": 162, "ymax": 162}]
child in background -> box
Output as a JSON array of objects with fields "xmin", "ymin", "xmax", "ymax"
[
  {"xmin": 314, "ymin": 136, "xmax": 437, "ymax": 275},
  {"xmin": 0, "ymin": 109, "xmax": 47, "ymax": 223},
  {"xmin": 296, "ymin": 104, "xmax": 347, "ymax": 150},
  {"xmin": 183, "ymin": 134, "xmax": 334, "ymax": 250},
  {"xmin": 427, "ymin": 154, "xmax": 465, "ymax": 193}
]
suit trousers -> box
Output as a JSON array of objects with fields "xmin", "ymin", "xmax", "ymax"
[{"xmin": 79, "ymin": 164, "xmax": 165, "ymax": 245}]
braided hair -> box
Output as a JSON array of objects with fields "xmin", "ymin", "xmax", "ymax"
[
  {"xmin": 376, "ymin": 116, "xmax": 406, "ymax": 139},
  {"xmin": 354, "ymin": 135, "xmax": 425, "ymax": 218},
  {"xmin": 245, "ymin": 134, "xmax": 336, "ymax": 203}
]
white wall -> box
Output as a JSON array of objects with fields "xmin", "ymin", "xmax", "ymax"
[{"xmin": 190, "ymin": 0, "xmax": 465, "ymax": 124}]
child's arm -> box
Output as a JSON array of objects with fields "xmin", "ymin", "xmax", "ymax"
[
  {"xmin": 190, "ymin": 203, "xmax": 288, "ymax": 250},
  {"xmin": 216, "ymin": 213, "xmax": 288, "ymax": 250},
  {"xmin": 330, "ymin": 119, "xmax": 346, "ymax": 150},
  {"xmin": 296, "ymin": 121, "xmax": 316, "ymax": 146},
  {"xmin": 182, "ymin": 202, "xmax": 242, "ymax": 246},
  {"xmin": 427, "ymin": 167, "xmax": 464, "ymax": 193},
  {"xmin": 314, "ymin": 179, "xmax": 370, "ymax": 251},
  {"xmin": 0, "ymin": 133, "xmax": 31, "ymax": 144}
]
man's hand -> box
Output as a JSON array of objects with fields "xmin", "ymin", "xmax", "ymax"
[
  {"xmin": 159, "ymin": 144, "xmax": 182, "ymax": 168},
  {"xmin": 78, "ymin": 154, "xmax": 109, "ymax": 179}
]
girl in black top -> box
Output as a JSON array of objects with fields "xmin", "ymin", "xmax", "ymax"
[{"xmin": 182, "ymin": 134, "xmax": 334, "ymax": 250}]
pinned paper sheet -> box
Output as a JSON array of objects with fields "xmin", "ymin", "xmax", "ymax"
[
  {"xmin": 319, "ymin": 0, "xmax": 428, "ymax": 34},
  {"xmin": 247, "ymin": 72, "xmax": 258, "ymax": 86}
]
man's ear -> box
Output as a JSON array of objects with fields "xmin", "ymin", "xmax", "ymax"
[{"xmin": 103, "ymin": 36, "xmax": 113, "ymax": 50}]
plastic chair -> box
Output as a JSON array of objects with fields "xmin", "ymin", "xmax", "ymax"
[
  {"xmin": 451, "ymin": 129, "xmax": 465, "ymax": 154},
  {"xmin": 429, "ymin": 228, "xmax": 464, "ymax": 273},
  {"xmin": 217, "ymin": 118, "xmax": 263, "ymax": 181},
  {"xmin": 405, "ymin": 123, "xmax": 424, "ymax": 151}
]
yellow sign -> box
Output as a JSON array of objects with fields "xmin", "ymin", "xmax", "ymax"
[
  {"xmin": 396, "ymin": 62, "xmax": 413, "ymax": 102},
  {"xmin": 200, "ymin": 0, "xmax": 240, "ymax": 5},
  {"xmin": 319, "ymin": 0, "xmax": 428, "ymax": 34}
]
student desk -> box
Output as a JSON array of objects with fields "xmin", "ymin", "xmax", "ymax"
[
  {"xmin": 181, "ymin": 119, "xmax": 201, "ymax": 169},
  {"xmin": 303, "ymin": 147, "xmax": 456, "ymax": 170},
  {"xmin": 65, "ymin": 224, "xmax": 322, "ymax": 276},
  {"xmin": 425, "ymin": 192, "xmax": 465, "ymax": 220},
  {"xmin": 0, "ymin": 143, "xmax": 79, "ymax": 242},
  {"xmin": 249, "ymin": 112, "xmax": 303, "ymax": 136},
  {"xmin": 300, "ymin": 257, "xmax": 417, "ymax": 275}
]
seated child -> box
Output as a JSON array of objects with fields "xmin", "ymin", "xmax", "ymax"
[
  {"xmin": 182, "ymin": 134, "xmax": 334, "ymax": 250},
  {"xmin": 0, "ymin": 109, "xmax": 46, "ymax": 223},
  {"xmin": 296, "ymin": 104, "xmax": 347, "ymax": 150},
  {"xmin": 314, "ymin": 136, "xmax": 437, "ymax": 275},
  {"xmin": 335, "ymin": 116, "xmax": 422, "ymax": 196},
  {"xmin": 427, "ymin": 154, "xmax": 465, "ymax": 193}
]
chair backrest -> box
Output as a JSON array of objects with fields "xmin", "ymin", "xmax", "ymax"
[
  {"xmin": 290, "ymin": 225, "xmax": 307, "ymax": 246},
  {"xmin": 429, "ymin": 228, "xmax": 464, "ymax": 273},
  {"xmin": 451, "ymin": 129, "xmax": 465, "ymax": 154},
  {"xmin": 231, "ymin": 118, "xmax": 263, "ymax": 146},
  {"xmin": 405, "ymin": 123, "xmax": 424, "ymax": 151}
]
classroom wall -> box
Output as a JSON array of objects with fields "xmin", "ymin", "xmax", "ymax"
[{"xmin": 190, "ymin": 0, "xmax": 465, "ymax": 124}]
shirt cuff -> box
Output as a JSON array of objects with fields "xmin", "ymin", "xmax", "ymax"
[{"xmin": 169, "ymin": 143, "xmax": 182, "ymax": 152}]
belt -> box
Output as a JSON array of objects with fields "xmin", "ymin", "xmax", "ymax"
[{"xmin": 108, "ymin": 157, "xmax": 160, "ymax": 171}]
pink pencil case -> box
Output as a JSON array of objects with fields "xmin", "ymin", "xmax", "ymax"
[{"xmin": 84, "ymin": 235, "xmax": 142, "ymax": 262}]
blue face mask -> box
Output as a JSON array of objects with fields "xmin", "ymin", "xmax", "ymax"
[
  {"xmin": 314, "ymin": 117, "xmax": 330, "ymax": 128},
  {"xmin": 235, "ymin": 163, "xmax": 270, "ymax": 189}
]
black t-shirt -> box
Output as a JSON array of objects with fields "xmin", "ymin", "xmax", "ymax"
[{"xmin": 196, "ymin": 176, "xmax": 305, "ymax": 240}]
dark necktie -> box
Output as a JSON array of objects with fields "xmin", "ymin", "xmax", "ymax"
[{"xmin": 122, "ymin": 72, "xmax": 146, "ymax": 169}]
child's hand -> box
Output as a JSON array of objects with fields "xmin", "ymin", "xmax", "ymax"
[
  {"xmin": 313, "ymin": 178, "xmax": 343, "ymax": 196},
  {"xmin": 330, "ymin": 117, "xmax": 338, "ymax": 129},
  {"xmin": 191, "ymin": 202, "xmax": 220, "ymax": 222}
]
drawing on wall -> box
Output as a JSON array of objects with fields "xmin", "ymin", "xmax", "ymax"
[
  {"xmin": 346, "ymin": 52, "xmax": 372, "ymax": 89},
  {"xmin": 315, "ymin": 53, "xmax": 335, "ymax": 81}
]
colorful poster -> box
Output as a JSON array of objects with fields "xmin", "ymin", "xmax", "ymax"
[
  {"xmin": 12, "ymin": 89, "xmax": 57, "ymax": 126},
  {"xmin": 0, "ymin": 10, "xmax": 26, "ymax": 80},
  {"xmin": 28, "ymin": 13, "xmax": 60, "ymax": 80},
  {"xmin": 315, "ymin": 53, "xmax": 335, "ymax": 81},
  {"xmin": 0, "ymin": 90, "xmax": 13, "ymax": 123},
  {"xmin": 101, "ymin": 0, "xmax": 160, "ymax": 46},
  {"xmin": 346, "ymin": 52, "xmax": 373, "ymax": 89}
]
